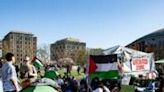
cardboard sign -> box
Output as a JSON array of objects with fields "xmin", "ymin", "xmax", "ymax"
[{"xmin": 131, "ymin": 57, "xmax": 150, "ymax": 71}]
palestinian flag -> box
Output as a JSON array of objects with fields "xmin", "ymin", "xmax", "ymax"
[
  {"xmin": 32, "ymin": 57, "xmax": 44, "ymax": 69},
  {"xmin": 88, "ymin": 54, "xmax": 119, "ymax": 79}
]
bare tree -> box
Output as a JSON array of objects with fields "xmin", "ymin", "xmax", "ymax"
[
  {"xmin": 70, "ymin": 49, "xmax": 87, "ymax": 66},
  {"xmin": 37, "ymin": 44, "xmax": 50, "ymax": 63}
]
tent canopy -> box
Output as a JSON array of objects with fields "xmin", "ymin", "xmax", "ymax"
[
  {"xmin": 103, "ymin": 45, "xmax": 157, "ymax": 77},
  {"xmin": 22, "ymin": 85, "xmax": 58, "ymax": 92},
  {"xmin": 44, "ymin": 70, "xmax": 59, "ymax": 79},
  {"xmin": 155, "ymin": 59, "xmax": 164, "ymax": 64},
  {"xmin": 103, "ymin": 45, "xmax": 151, "ymax": 57}
]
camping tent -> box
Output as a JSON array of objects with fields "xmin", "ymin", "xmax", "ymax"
[
  {"xmin": 22, "ymin": 78, "xmax": 59, "ymax": 92},
  {"xmin": 22, "ymin": 85, "xmax": 58, "ymax": 92},
  {"xmin": 44, "ymin": 70, "xmax": 59, "ymax": 79},
  {"xmin": 103, "ymin": 45, "xmax": 157, "ymax": 78}
]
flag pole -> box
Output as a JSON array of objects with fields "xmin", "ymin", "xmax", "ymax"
[
  {"xmin": 86, "ymin": 55, "xmax": 90, "ymax": 92},
  {"xmin": 86, "ymin": 55, "xmax": 93, "ymax": 92}
]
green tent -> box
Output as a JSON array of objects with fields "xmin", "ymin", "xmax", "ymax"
[
  {"xmin": 155, "ymin": 59, "xmax": 164, "ymax": 64},
  {"xmin": 22, "ymin": 85, "xmax": 58, "ymax": 92},
  {"xmin": 44, "ymin": 70, "xmax": 59, "ymax": 79}
]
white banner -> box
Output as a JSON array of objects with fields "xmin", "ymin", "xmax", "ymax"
[{"xmin": 131, "ymin": 56, "xmax": 150, "ymax": 72}]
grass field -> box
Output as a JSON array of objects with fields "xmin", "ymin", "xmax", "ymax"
[
  {"xmin": 120, "ymin": 85, "xmax": 135, "ymax": 92},
  {"xmin": 57, "ymin": 68, "xmax": 85, "ymax": 79},
  {"xmin": 57, "ymin": 69, "xmax": 135, "ymax": 92}
]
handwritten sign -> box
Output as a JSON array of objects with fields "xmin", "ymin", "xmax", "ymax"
[{"xmin": 131, "ymin": 57, "xmax": 150, "ymax": 71}]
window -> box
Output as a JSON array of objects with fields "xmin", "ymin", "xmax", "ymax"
[
  {"xmin": 10, "ymin": 36, "xmax": 13, "ymax": 39},
  {"xmin": 72, "ymin": 46, "xmax": 75, "ymax": 49},
  {"xmin": 67, "ymin": 45, "xmax": 70, "ymax": 49}
]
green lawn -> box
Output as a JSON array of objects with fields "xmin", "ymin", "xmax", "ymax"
[
  {"xmin": 57, "ymin": 69, "xmax": 135, "ymax": 92},
  {"xmin": 120, "ymin": 85, "xmax": 135, "ymax": 92},
  {"xmin": 57, "ymin": 69, "xmax": 85, "ymax": 79}
]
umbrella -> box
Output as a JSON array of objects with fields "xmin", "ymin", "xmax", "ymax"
[
  {"xmin": 22, "ymin": 85, "xmax": 58, "ymax": 92},
  {"xmin": 44, "ymin": 70, "xmax": 59, "ymax": 79}
]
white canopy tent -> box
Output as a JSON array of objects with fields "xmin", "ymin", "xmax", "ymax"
[{"xmin": 103, "ymin": 45, "xmax": 157, "ymax": 78}]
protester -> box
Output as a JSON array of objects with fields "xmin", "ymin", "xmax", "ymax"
[
  {"xmin": 21, "ymin": 56, "xmax": 37, "ymax": 88},
  {"xmin": 77, "ymin": 65, "xmax": 81, "ymax": 75},
  {"xmin": 0, "ymin": 58, "xmax": 4, "ymax": 92},
  {"xmin": 1, "ymin": 53, "xmax": 21, "ymax": 92},
  {"xmin": 79, "ymin": 79, "xmax": 86, "ymax": 92},
  {"xmin": 0, "ymin": 58, "xmax": 3, "ymax": 77},
  {"xmin": 111, "ymin": 87, "xmax": 119, "ymax": 92},
  {"xmin": 92, "ymin": 79, "xmax": 110, "ymax": 92},
  {"xmin": 159, "ymin": 79, "xmax": 164, "ymax": 92},
  {"xmin": 25, "ymin": 56, "xmax": 37, "ymax": 81},
  {"xmin": 66, "ymin": 64, "xmax": 71, "ymax": 75},
  {"xmin": 83, "ymin": 67, "xmax": 86, "ymax": 74},
  {"xmin": 56, "ymin": 75, "xmax": 64, "ymax": 86}
]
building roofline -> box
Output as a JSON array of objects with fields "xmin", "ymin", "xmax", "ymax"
[
  {"xmin": 2, "ymin": 31, "xmax": 35, "ymax": 41},
  {"xmin": 52, "ymin": 37, "xmax": 86, "ymax": 44},
  {"xmin": 60, "ymin": 37, "xmax": 80, "ymax": 42},
  {"xmin": 9, "ymin": 30, "xmax": 33, "ymax": 35},
  {"xmin": 126, "ymin": 28, "xmax": 164, "ymax": 46}
]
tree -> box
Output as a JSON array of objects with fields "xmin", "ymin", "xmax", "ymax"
[
  {"xmin": 76, "ymin": 50, "xmax": 87, "ymax": 66},
  {"xmin": 37, "ymin": 44, "xmax": 50, "ymax": 63}
]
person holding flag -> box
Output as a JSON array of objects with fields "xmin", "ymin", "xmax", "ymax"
[
  {"xmin": 26, "ymin": 56, "xmax": 38, "ymax": 80},
  {"xmin": 21, "ymin": 56, "xmax": 38, "ymax": 88}
]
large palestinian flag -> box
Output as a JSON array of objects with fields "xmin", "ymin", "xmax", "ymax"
[{"xmin": 88, "ymin": 54, "xmax": 119, "ymax": 79}]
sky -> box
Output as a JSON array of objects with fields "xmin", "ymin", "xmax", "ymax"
[{"xmin": 0, "ymin": 0, "xmax": 164, "ymax": 49}]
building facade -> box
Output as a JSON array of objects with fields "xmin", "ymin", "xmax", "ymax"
[
  {"xmin": 2, "ymin": 31, "xmax": 37, "ymax": 65},
  {"xmin": 50, "ymin": 38, "xmax": 86, "ymax": 63},
  {"xmin": 127, "ymin": 29, "xmax": 164, "ymax": 60},
  {"xmin": 86, "ymin": 48, "xmax": 103, "ymax": 55}
]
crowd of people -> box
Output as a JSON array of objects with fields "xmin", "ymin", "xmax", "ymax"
[
  {"xmin": 0, "ymin": 52, "xmax": 120, "ymax": 92},
  {"xmin": 0, "ymin": 52, "xmax": 164, "ymax": 92},
  {"xmin": 54, "ymin": 74, "xmax": 121, "ymax": 92}
]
